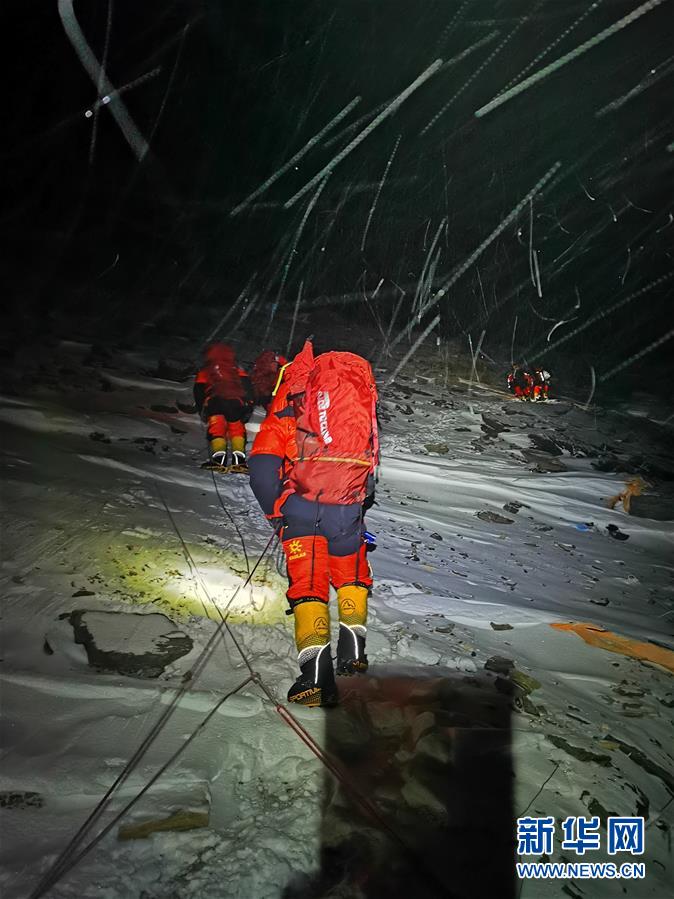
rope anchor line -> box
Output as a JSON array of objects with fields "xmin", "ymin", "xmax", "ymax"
[{"xmin": 31, "ymin": 493, "xmax": 447, "ymax": 899}]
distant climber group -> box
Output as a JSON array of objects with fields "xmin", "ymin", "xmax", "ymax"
[
  {"xmin": 507, "ymin": 363, "xmax": 551, "ymax": 401},
  {"xmin": 193, "ymin": 344, "xmax": 287, "ymax": 467}
]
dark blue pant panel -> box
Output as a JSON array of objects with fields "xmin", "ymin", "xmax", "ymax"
[{"xmin": 281, "ymin": 493, "xmax": 362, "ymax": 557}]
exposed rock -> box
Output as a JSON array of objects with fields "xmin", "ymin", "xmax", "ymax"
[
  {"xmin": 489, "ymin": 622, "xmax": 513, "ymax": 631},
  {"xmin": 424, "ymin": 443, "xmax": 449, "ymax": 455},
  {"xmin": 61, "ymin": 610, "xmax": 193, "ymax": 678},
  {"xmin": 484, "ymin": 656, "xmax": 515, "ymax": 675},
  {"xmin": 0, "ymin": 791, "xmax": 44, "ymax": 809},
  {"xmin": 503, "ymin": 501, "xmax": 528, "ymax": 514},
  {"xmin": 521, "ymin": 450, "xmax": 568, "ymax": 472},
  {"xmin": 118, "ymin": 809, "xmax": 209, "ymax": 841},
  {"xmin": 629, "ymin": 493, "xmax": 674, "ymax": 521},
  {"xmin": 547, "ymin": 735, "xmax": 612, "ymax": 766},
  {"xmin": 477, "ymin": 511, "xmax": 514, "ymax": 524},
  {"xmin": 481, "ymin": 414, "xmax": 508, "ymax": 436},
  {"xmin": 510, "ymin": 670, "xmax": 542, "ymax": 694},
  {"xmin": 89, "ymin": 431, "xmax": 111, "ymax": 443},
  {"xmin": 528, "ymin": 433, "xmax": 563, "ymax": 456},
  {"xmin": 604, "ymin": 735, "xmax": 674, "ymax": 792}
]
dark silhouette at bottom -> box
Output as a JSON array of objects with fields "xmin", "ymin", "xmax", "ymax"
[{"xmin": 283, "ymin": 667, "xmax": 515, "ymax": 899}]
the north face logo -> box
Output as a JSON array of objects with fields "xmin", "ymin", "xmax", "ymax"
[{"xmin": 316, "ymin": 390, "xmax": 332, "ymax": 444}]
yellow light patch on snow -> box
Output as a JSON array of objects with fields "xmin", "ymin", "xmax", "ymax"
[{"xmin": 101, "ymin": 538, "xmax": 288, "ymax": 624}]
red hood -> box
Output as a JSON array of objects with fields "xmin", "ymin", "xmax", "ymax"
[{"xmin": 205, "ymin": 343, "xmax": 236, "ymax": 367}]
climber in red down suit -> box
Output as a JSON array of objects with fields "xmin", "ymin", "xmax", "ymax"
[
  {"xmin": 248, "ymin": 340, "xmax": 378, "ymax": 707},
  {"xmin": 193, "ymin": 343, "xmax": 252, "ymax": 466}
]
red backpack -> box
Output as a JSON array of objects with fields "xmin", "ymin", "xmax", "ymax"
[{"xmin": 288, "ymin": 349, "xmax": 379, "ymax": 505}]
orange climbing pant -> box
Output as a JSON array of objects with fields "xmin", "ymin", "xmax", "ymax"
[
  {"xmin": 207, "ymin": 414, "xmax": 245, "ymax": 441},
  {"xmin": 283, "ymin": 536, "xmax": 372, "ymax": 603}
]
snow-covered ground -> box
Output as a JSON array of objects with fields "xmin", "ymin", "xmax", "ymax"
[{"xmin": 1, "ymin": 338, "xmax": 673, "ymax": 898}]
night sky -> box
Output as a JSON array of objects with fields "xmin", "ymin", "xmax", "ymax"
[{"xmin": 6, "ymin": 0, "xmax": 673, "ymax": 395}]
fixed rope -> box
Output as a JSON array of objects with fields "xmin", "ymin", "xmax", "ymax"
[
  {"xmin": 34, "ymin": 498, "xmax": 449, "ymax": 898},
  {"xmin": 29, "ymin": 502, "xmax": 279, "ymax": 899},
  {"xmin": 210, "ymin": 468, "xmax": 251, "ymax": 575},
  {"xmin": 35, "ymin": 677, "xmax": 254, "ymax": 897}
]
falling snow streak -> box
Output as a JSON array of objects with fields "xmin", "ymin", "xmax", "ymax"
[
  {"xmin": 58, "ymin": 0, "xmax": 149, "ymax": 161},
  {"xmin": 528, "ymin": 199, "xmax": 535, "ymax": 288},
  {"xmin": 229, "ymin": 96, "xmax": 361, "ymax": 216},
  {"xmin": 475, "ymin": 0, "xmax": 669, "ymax": 118},
  {"xmin": 510, "ymin": 314, "xmax": 518, "ymax": 364},
  {"xmin": 89, "ymin": 0, "xmax": 113, "ymax": 164},
  {"xmin": 303, "ymin": 281, "xmax": 406, "ymax": 310},
  {"xmin": 386, "ymin": 315, "xmax": 441, "ymax": 386},
  {"xmin": 284, "ymin": 59, "xmax": 443, "ymax": 209},
  {"xmin": 292, "ymin": 75, "xmax": 328, "ymax": 142},
  {"xmin": 532, "ymin": 249, "xmax": 543, "ymax": 298},
  {"xmin": 413, "ymin": 218, "xmax": 447, "ymax": 314},
  {"xmin": 420, "ymin": 13, "xmax": 538, "ymax": 136},
  {"xmin": 468, "ymin": 330, "xmax": 486, "ymax": 385},
  {"xmin": 620, "ymin": 247, "xmax": 632, "ymax": 285},
  {"xmin": 436, "ymin": 29, "xmax": 501, "ymax": 76},
  {"xmin": 286, "ymin": 280, "xmax": 304, "ymax": 356},
  {"xmin": 599, "ymin": 327, "xmax": 674, "ymax": 383},
  {"xmin": 84, "ymin": 68, "xmax": 163, "ymax": 119},
  {"xmin": 362, "ymin": 279, "xmax": 390, "ymax": 344},
  {"xmin": 389, "ymin": 161, "xmax": 562, "ymax": 350},
  {"xmin": 596, "ymin": 54, "xmax": 674, "ymax": 116},
  {"xmin": 536, "ymin": 270, "xmax": 674, "ymax": 360},
  {"xmin": 322, "ymin": 101, "xmax": 386, "ymax": 151},
  {"xmin": 384, "ymin": 286, "xmax": 407, "ymax": 353},
  {"xmin": 147, "ymin": 26, "xmax": 189, "ymax": 147},
  {"xmin": 582, "ymin": 365, "xmax": 597, "ymax": 410},
  {"xmin": 361, "ymin": 134, "xmax": 401, "ymax": 252},
  {"xmin": 435, "ymin": 0, "xmax": 473, "ymax": 53},
  {"xmin": 201, "ymin": 273, "xmax": 257, "ymax": 347},
  {"xmin": 232, "ymin": 293, "xmax": 260, "ymax": 337},
  {"xmin": 498, "ymin": 1, "xmax": 605, "ymax": 96},
  {"xmin": 265, "ymin": 174, "xmax": 331, "ymax": 340},
  {"xmin": 655, "ymin": 212, "xmax": 673, "ymax": 232},
  {"xmin": 331, "ymin": 31, "xmax": 497, "ymax": 153},
  {"xmin": 546, "ymin": 315, "xmax": 577, "ymax": 343}
]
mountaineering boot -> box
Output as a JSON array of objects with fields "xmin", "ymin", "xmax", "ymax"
[
  {"xmin": 231, "ymin": 450, "xmax": 248, "ymax": 469},
  {"xmin": 230, "ymin": 435, "xmax": 248, "ymax": 470},
  {"xmin": 335, "ymin": 584, "xmax": 368, "ymax": 675},
  {"xmin": 287, "ymin": 644, "xmax": 339, "ymax": 707},
  {"xmin": 336, "ymin": 623, "xmax": 368, "ymax": 676},
  {"xmin": 209, "ymin": 436, "xmax": 228, "ymax": 465}
]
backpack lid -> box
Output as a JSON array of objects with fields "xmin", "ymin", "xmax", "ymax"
[{"xmin": 286, "ymin": 340, "xmax": 315, "ymax": 397}]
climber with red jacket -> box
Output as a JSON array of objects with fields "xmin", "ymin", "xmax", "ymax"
[
  {"xmin": 507, "ymin": 363, "xmax": 533, "ymax": 400},
  {"xmin": 194, "ymin": 343, "xmax": 253, "ymax": 466},
  {"xmin": 248, "ymin": 340, "xmax": 378, "ymax": 708},
  {"xmin": 251, "ymin": 349, "xmax": 288, "ymax": 412},
  {"xmin": 532, "ymin": 366, "xmax": 551, "ymax": 401}
]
